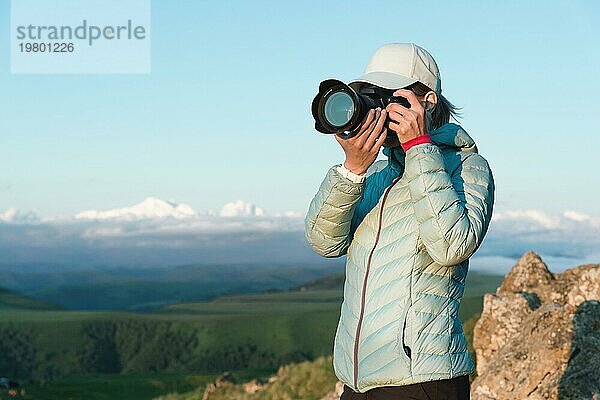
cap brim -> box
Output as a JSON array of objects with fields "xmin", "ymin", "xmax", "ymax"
[{"xmin": 348, "ymin": 71, "xmax": 417, "ymax": 90}]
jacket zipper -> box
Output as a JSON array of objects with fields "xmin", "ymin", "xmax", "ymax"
[{"xmin": 353, "ymin": 177, "xmax": 401, "ymax": 390}]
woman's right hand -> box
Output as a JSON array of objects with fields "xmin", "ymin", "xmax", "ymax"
[{"xmin": 335, "ymin": 107, "xmax": 388, "ymax": 175}]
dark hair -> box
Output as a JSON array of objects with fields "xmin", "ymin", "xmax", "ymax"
[{"xmin": 406, "ymin": 81, "xmax": 461, "ymax": 131}]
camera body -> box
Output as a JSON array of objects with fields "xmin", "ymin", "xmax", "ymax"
[{"xmin": 311, "ymin": 79, "xmax": 410, "ymax": 139}]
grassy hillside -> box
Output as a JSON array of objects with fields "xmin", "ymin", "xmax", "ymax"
[
  {"xmin": 0, "ymin": 286, "xmax": 61, "ymax": 311},
  {"xmin": 12, "ymin": 370, "xmax": 271, "ymax": 400},
  {"xmin": 1, "ymin": 263, "xmax": 343, "ymax": 311},
  {"xmin": 0, "ymin": 290, "xmax": 340, "ymax": 381}
]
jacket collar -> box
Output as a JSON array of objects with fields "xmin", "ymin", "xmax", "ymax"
[{"xmin": 382, "ymin": 123, "xmax": 479, "ymax": 172}]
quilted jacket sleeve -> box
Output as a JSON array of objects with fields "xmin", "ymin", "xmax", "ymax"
[
  {"xmin": 304, "ymin": 165, "xmax": 365, "ymax": 258},
  {"xmin": 403, "ymin": 142, "xmax": 495, "ymax": 267}
]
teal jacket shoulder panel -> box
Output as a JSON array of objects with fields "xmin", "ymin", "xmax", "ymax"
[{"xmin": 349, "ymin": 162, "xmax": 399, "ymax": 242}]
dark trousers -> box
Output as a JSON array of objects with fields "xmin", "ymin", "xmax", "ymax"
[{"xmin": 340, "ymin": 375, "xmax": 470, "ymax": 400}]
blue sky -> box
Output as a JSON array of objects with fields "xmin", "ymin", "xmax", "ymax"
[{"xmin": 0, "ymin": 0, "xmax": 598, "ymax": 217}]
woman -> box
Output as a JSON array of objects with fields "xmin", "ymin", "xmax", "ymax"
[{"xmin": 304, "ymin": 43, "xmax": 495, "ymax": 399}]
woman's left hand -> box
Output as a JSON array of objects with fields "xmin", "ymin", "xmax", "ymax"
[{"xmin": 385, "ymin": 88, "xmax": 428, "ymax": 143}]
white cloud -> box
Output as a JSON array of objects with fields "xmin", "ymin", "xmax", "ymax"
[
  {"xmin": 491, "ymin": 208, "xmax": 600, "ymax": 232},
  {"xmin": 478, "ymin": 208, "xmax": 600, "ymax": 273},
  {"xmin": 0, "ymin": 208, "xmax": 40, "ymax": 223},
  {"xmin": 562, "ymin": 209, "xmax": 594, "ymax": 223},
  {"xmin": 492, "ymin": 209, "xmax": 561, "ymax": 229},
  {"xmin": 79, "ymin": 214, "xmax": 304, "ymax": 239},
  {"xmin": 273, "ymin": 211, "xmax": 302, "ymax": 218}
]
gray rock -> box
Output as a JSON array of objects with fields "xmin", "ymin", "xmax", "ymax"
[{"xmin": 472, "ymin": 251, "xmax": 600, "ymax": 400}]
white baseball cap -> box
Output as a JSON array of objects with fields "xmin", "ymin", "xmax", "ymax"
[{"xmin": 349, "ymin": 43, "xmax": 442, "ymax": 95}]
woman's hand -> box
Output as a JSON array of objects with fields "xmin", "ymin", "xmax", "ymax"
[
  {"xmin": 385, "ymin": 89, "xmax": 428, "ymax": 143},
  {"xmin": 335, "ymin": 107, "xmax": 387, "ymax": 175}
]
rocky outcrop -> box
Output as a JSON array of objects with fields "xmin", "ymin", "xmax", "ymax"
[
  {"xmin": 472, "ymin": 251, "xmax": 600, "ymax": 400},
  {"xmin": 195, "ymin": 356, "xmax": 338, "ymax": 400},
  {"xmin": 202, "ymin": 371, "xmax": 237, "ymax": 400}
]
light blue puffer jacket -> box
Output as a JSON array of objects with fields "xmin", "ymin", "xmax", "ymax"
[{"xmin": 304, "ymin": 123, "xmax": 495, "ymax": 392}]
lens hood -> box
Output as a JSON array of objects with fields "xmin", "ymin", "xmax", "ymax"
[{"xmin": 311, "ymin": 79, "xmax": 366, "ymax": 136}]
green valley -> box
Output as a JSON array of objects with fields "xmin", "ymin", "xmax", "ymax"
[{"xmin": 0, "ymin": 269, "xmax": 502, "ymax": 399}]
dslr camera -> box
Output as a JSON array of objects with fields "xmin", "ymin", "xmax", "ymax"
[{"xmin": 311, "ymin": 79, "xmax": 410, "ymax": 139}]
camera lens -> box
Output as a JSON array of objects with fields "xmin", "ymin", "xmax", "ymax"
[
  {"xmin": 323, "ymin": 91, "xmax": 355, "ymax": 127},
  {"xmin": 312, "ymin": 79, "xmax": 375, "ymax": 135}
]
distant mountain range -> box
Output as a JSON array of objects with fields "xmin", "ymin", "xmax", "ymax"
[
  {"xmin": 0, "ymin": 262, "xmax": 345, "ymax": 311},
  {"xmin": 0, "ymin": 197, "xmax": 598, "ymax": 273},
  {"xmin": 1, "ymin": 198, "xmax": 291, "ymax": 222}
]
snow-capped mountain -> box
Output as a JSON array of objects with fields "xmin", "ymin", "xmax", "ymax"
[
  {"xmin": 1, "ymin": 197, "xmax": 301, "ymax": 223},
  {"xmin": 219, "ymin": 200, "xmax": 265, "ymax": 217},
  {"xmin": 74, "ymin": 198, "xmax": 277, "ymax": 220},
  {"xmin": 75, "ymin": 197, "xmax": 198, "ymax": 221}
]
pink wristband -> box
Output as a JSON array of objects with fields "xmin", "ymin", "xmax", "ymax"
[{"xmin": 401, "ymin": 134, "xmax": 432, "ymax": 152}]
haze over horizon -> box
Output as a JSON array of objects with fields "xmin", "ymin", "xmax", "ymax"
[
  {"xmin": 0, "ymin": 196, "xmax": 598, "ymax": 275},
  {"xmin": 0, "ymin": 0, "xmax": 599, "ymax": 217}
]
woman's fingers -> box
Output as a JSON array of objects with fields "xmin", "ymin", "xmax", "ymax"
[
  {"xmin": 356, "ymin": 109, "xmax": 376, "ymax": 136},
  {"xmin": 364, "ymin": 109, "xmax": 387, "ymax": 150},
  {"xmin": 335, "ymin": 107, "xmax": 388, "ymax": 175},
  {"xmin": 386, "ymin": 109, "xmax": 405, "ymax": 125},
  {"xmin": 373, "ymin": 128, "xmax": 388, "ymax": 153},
  {"xmin": 335, "ymin": 108, "xmax": 378, "ymax": 147},
  {"xmin": 387, "ymin": 116, "xmax": 410, "ymax": 137},
  {"xmin": 355, "ymin": 108, "xmax": 381, "ymax": 147}
]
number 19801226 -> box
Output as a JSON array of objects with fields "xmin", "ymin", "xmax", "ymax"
[{"xmin": 19, "ymin": 43, "xmax": 74, "ymax": 52}]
